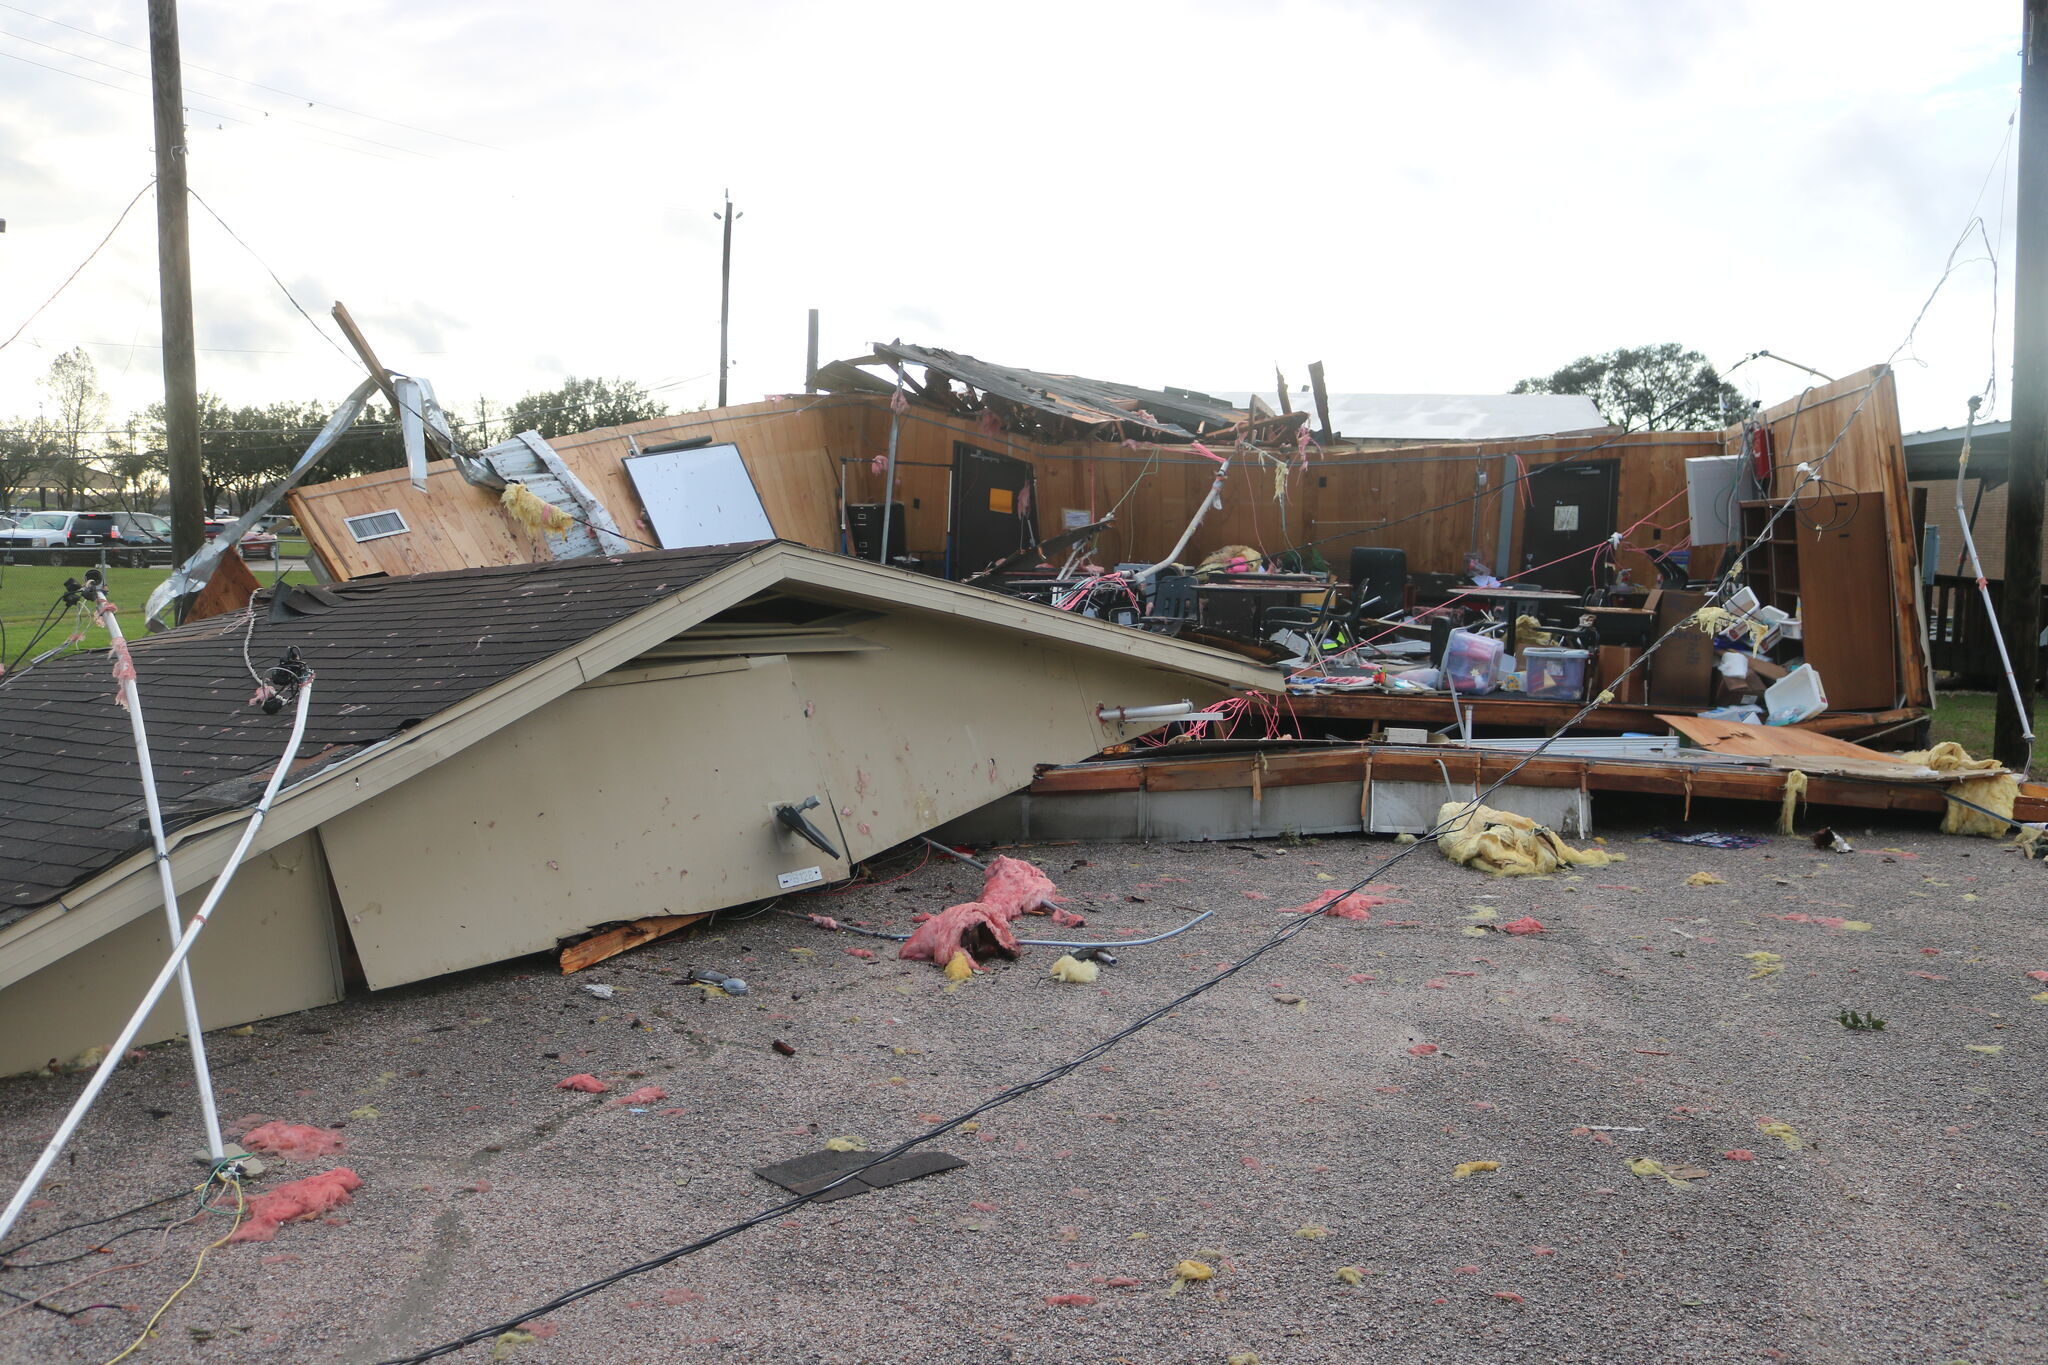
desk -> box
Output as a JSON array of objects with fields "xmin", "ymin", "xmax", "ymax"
[
  {"xmin": 1194, "ymin": 576, "xmax": 1335, "ymax": 638},
  {"xmin": 1455, "ymin": 586, "xmax": 1584, "ymax": 654}
]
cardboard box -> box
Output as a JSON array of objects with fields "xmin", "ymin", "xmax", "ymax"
[
  {"xmin": 1596, "ymin": 645, "xmax": 1646, "ymax": 704},
  {"xmin": 1712, "ymin": 652, "xmax": 1789, "ymax": 704},
  {"xmin": 1647, "ymin": 589, "xmax": 1715, "ymax": 706}
]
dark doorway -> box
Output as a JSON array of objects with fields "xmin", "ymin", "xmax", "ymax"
[
  {"xmin": 949, "ymin": 442, "xmax": 1039, "ymax": 578},
  {"xmin": 1519, "ymin": 460, "xmax": 1619, "ymax": 592}
]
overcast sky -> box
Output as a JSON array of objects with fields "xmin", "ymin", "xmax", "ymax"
[{"xmin": 0, "ymin": 0, "xmax": 2026, "ymax": 440}]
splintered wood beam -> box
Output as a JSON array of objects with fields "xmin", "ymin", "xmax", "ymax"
[
  {"xmin": 559, "ymin": 913, "xmax": 710, "ymax": 974},
  {"xmin": 330, "ymin": 301, "xmax": 405, "ymax": 415}
]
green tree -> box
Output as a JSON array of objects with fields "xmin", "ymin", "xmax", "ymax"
[
  {"xmin": 505, "ymin": 376, "xmax": 667, "ymax": 440},
  {"xmin": 0, "ymin": 417, "xmax": 56, "ymax": 513},
  {"xmin": 1512, "ymin": 343, "xmax": 1743, "ymax": 431}
]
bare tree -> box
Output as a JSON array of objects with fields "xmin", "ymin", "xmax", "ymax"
[{"xmin": 38, "ymin": 348, "xmax": 111, "ymax": 506}]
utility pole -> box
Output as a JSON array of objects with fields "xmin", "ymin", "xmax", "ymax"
[
  {"xmin": 715, "ymin": 191, "xmax": 739, "ymax": 408},
  {"xmin": 148, "ymin": 0, "xmax": 204, "ymax": 570},
  {"xmin": 1998, "ymin": 0, "xmax": 2047, "ymax": 769}
]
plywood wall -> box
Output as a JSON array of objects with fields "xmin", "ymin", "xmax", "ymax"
[{"xmin": 290, "ymin": 375, "xmax": 1909, "ymax": 678}]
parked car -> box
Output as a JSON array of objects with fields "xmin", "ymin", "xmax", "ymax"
[
  {"xmin": 204, "ymin": 518, "xmax": 279, "ymax": 556},
  {"xmin": 0, "ymin": 511, "xmax": 176, "ymax": 566}
]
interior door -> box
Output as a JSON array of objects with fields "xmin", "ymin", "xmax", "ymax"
[
  {"xmin": 950, "ymin": 442, "xmax": 1039, "ymax": 578},
  {"xmin": 1520, "ymin": 460, "xmax": 1618, "ymax": 592}
]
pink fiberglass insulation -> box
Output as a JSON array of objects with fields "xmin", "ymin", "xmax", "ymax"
[
  {"xmin": 557, "ymin": 1074, "xmax": 608, "ymax": 1093},
  {"xmin": 1500, "ymin": 916, "xmax": 1546, "ymax": 935},
  {"xmin": 228, "ymin": 1168, "xmax": 363, "ymax": 1243},
  {"xmin": 240, "ymin": 1122, "xmax": 346, "ymax": 1160},
  {"xmin": 1277, "ymin": 888, "xmax": 1388, "ymax": 920},
  {"xmin": 613, "ymin": 1086, "xmax": 668, "ymax": 1106},
  {"xmin": 900, "ymin": 855, "xmax": 1059, "ymax": 969}
]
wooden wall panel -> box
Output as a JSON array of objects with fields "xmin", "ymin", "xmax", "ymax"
[{"xmin": 1746, "ymin": 367, "xmax": 1925, "ymax": 705}]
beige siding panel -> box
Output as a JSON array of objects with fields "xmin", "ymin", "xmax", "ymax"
[
  {"xmin": 787, "ymin": 614, "xmax": 1232, "ymax": 863},
  {"xmin": 0, "ymin": 833, "xmax": 343, "ymax": 1075},
  {"xmin": 320, "ymin": 656, "xmax": 848, "ymax": 990}
]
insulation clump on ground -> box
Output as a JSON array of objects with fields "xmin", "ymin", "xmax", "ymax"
[
  {"xmin": 240, "ymin": 1121, "xmax": 346, "ymax": 1160},
  {"xmin": 1898, "ymin": 742, "xmax": 2018, "ymax": 838},
  {"xmin": 1434, "ymin": 802, "xmax": 1623, "ymax": 876},
  {"xmin": 228, "ymin": 1168, "xmax": 364, "ymax": 1243},
  {"xmin": 900, "ymin": 855, "xmax": 1059, "ymax": 969}
]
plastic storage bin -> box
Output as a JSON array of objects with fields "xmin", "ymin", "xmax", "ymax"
[
  {"xmin": 1522, "ymin": 647, "xmax": 1590, "ymax": 700},
  {"xmin": 1764, "ymin": 663, "xmax": 1827, "ymax": 725},
  {"xmin": 1443, "ymin": 629, "xmax": 1502, "ymax": 695}
]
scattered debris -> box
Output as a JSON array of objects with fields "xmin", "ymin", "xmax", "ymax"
[
  {"xmin": 1436, "ymin": 802, "xmax": 1622, "ymax": 876},
  {"xmin": 900, "ymin": 855, "xmax": 1060, "ymax": 970},
  {"xmin": 1499, "ymin": 916, "xmax": 1546, "ymax": 936},
  {"xmin": 753, "ymin": 1148, "xmax": 965, "ymax": 1203},
  {"xmin": 1684, "ymin": 871, "xmax": 1726, "ymax": 887},
  {"xmin": 1743, "ymin": 951, "xmax": 1783, "ymax": 979},
  {"xmin": 1650, "ymin": 830, "xmax": 1765, "ymax": 850},
  {"xmin": 228, "ymin": 1168, "xmax": 364, "ymax": 1243},
  {"xmin": 1627, "ymin": 1157, "xmax": 1693, "ymax": 1188},
  {"xmin": 556, "ymin": 1074, "xmax": 608, "ymax": 1093},
  {"xmin": 824, "ymin": 1135, "xmax": 870, "ymax": 1152},
  {"xmin": 1837, "ymin": 1009, "xmax": 1887, "ymax": 1031},
  {"xmin": 685, "ymin": 968, "xmax": 748, "ymax": 996},
  {"xmin": 1277, "ymin": 888, "xmax": 1388, "ymax": 920},
  {"xmin": 1757, "ymin": 1118, "xmax": 1805, "ymax": 1150},
  {"xmin": 1166, "ymin": 1258, "xmax": 1217, "ymax": 1295},
  {"xmin": 1049, "ymin": 955, "xmax": 1100, "ymax": 984},
  {"xmin": 771, "ymin": 1040, "xmax": 797, "ymax": 1057},
  {"xmin": 1336, "ymin": 1265, "xmax": 1368, "ymax": 1286},
  {"xmin": 1453, "ymin": 1160, "xmax": 1500, "ymax": 1178},
  {"xmin": 1813, "ymin": 827, "xmax": 1854, "ymax": 853},
  {"xmin": 580, "ymin": 983, "xmax": 615, "ymax": 1000},
  {"xmin": 240, "ymin": 1122, "xmax": 346, "ymax": 1160}
]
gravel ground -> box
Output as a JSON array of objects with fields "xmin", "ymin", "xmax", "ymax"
[{"xmin": 1, "ymin": 806, "xmax": 2044, "ymax": 1365}]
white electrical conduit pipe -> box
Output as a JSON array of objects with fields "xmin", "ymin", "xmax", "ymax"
[
  {"xmin": 1953, "ymin": 409, "xmax": 2034, "ymax": 744},
  {"xmin": 0, "ymin": 678, "xmax": 315, "ymax": 1247},
  {"xmin": 91, "ymin": 583, "xmax": 225, "ymax": 1161},
  {"xmin": 1133, "ymin": 451, "xmax": 1233, "ymax": 583}
]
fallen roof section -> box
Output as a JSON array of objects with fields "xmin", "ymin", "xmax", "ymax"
[
  {"xmin": 0, "ymin": 541, "xmax": 1279, "ymax": 928},
  {"xmin": 825, "ymin": 342, "xmax": 1265, "ymax": 443}
]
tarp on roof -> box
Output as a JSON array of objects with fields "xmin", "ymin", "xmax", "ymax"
[{"xmin": 1213, "ymin": 391, "xmax": 1608, "ymax": 442}]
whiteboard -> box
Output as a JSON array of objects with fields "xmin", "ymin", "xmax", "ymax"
[{"xmin": 623, "ymin": 443, "xmax": 776, "ymax": 549}]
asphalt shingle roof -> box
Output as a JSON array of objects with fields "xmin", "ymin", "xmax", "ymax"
[{"xmin": 0, "ymin": 543, "xmax": 764, "ymax": 920}]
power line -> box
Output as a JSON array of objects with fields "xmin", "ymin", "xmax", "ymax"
[
  {"xmin": 0, "ymin": 29, "xmax": 415, "ymax": 162},
  {"xmin": 0, "ymin": 45, "xmax": 245, "ymax": 127},
  {"xmin": 0, "ymin": 179, "xmax": 155, "ymax": 355},
  {"xmin": 0, "ymin": 0, "xmax": 498, "ymax": 150},
  {"xmin": 187, "ymin": 188, "xmax": 357, "ymax": 367}
]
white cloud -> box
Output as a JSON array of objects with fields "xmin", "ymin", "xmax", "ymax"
[{"xmin": 0, "ymin": 0, "xmax": 2024, "ymax": 439}]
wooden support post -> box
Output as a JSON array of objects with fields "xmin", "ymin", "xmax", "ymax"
[
  {"xmin": 1308, "ymin": 361, "xmax": 1334, "ymax": 446},
  {"xmin": 330, "ymin": 302, "xmax": 404, "ymax": 414},
  {"xmin": 1998, "ymin": 0, "xmax": 2048, "ymax": 768}
]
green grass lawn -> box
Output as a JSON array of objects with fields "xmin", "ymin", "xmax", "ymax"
[
  {"xmin": 0, "ymin": 562, "xmax": 312, "ymax": 666},
  {"xmin": 1927, "ymin": 689, "xmax": 2037, "ymax": 771}
]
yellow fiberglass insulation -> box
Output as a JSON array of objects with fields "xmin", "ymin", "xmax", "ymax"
[
  {"xmin": 1435, "ymin": 801, "xmax": 1624, "ymax": 877},
  {"xmin": 1898, "ymin": 742, "xmax": 2018, "ymax": 838},
  {"xmin": 501, "ymin": 481, "xmax": 574, "ymax": 537}
]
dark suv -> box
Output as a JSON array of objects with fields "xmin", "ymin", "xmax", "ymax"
[{"xmin": 0, "ymin": 511, "xmax": 175, "ymax": 566}]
